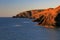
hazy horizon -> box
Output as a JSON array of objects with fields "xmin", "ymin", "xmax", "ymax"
[{"xmin": 0, "ymin": 0, "xmax": 60, "ymax": 17}]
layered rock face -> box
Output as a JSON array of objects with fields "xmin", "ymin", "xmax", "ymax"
[
  {"xmin": 32, "ymin": 6, "xmax": 60, "ymax": 28},
  {"xmin": 13, "ymin": 6, "xmax": 60, "ymax": 28}
]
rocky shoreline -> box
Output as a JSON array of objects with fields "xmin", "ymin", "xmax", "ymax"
[{"xmin": 13, "ymin": 6, "xmax": 60, "ymax": 28}]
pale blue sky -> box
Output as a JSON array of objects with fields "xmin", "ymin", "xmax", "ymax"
[{"xmin": 0, "ymin": 0, "xmax": 60, "ymax": 17}]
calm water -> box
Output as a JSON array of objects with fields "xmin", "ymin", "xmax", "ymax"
[{"xmin": 0, "ymin": 17, "xmax": 60, "ymax": 40}]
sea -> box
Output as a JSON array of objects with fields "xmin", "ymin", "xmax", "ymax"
[{"xmin": 0, "ymin": 17, "xmax": 60, "ymax": 40}]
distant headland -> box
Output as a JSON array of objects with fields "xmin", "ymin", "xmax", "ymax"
[{"xmin": 13, "ymin": 6, "xmax": 60, "ymax": 29}]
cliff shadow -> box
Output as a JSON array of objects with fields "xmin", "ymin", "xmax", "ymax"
[{"xmin": 55, "ymin": 13, "xmax": 60, "ymax": 28}]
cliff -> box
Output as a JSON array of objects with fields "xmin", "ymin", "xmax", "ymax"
[
  {"xmin": 13, "ymin": 6, "xmax": 60, "ymax": 28},
  {"xmin": 32, "ymin": 6, "xmax": 60, "ymax": 28},
  {"xmin": 12, "ymin": 9, "xmax": 44, "ymax": 18}
]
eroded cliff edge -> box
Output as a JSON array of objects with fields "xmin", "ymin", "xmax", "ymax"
[
  {"xmin": 13, "ymin": 6, "xmax": 60, "ymax": 28},
  {"xmin": 13, "ymin": 9, "xmax": 44, "ymax": 18}
]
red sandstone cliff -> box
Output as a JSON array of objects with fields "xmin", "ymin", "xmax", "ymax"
[
  {"xmin": 13, "ymin": 6, "xmax": 60, "ymax": 28},
  {"xmin": 32, "ymin": 6, "xmax": 60, "ymax": 28}
]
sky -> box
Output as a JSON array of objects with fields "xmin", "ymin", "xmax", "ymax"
[{"xmin": 0, "ymin": 0, "xmax": 60, "ymax": 17}]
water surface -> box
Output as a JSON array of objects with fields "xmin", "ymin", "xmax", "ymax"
[{"xmin": 0, "ymin": 17, "xmax": 60, "ymax": 40}]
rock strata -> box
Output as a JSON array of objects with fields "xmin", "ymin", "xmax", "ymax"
[
  {"xmin": 32, "ymin": 6, "xmax": 60, "ymax": 28},
  {"xmin": 13, "ymin": 6, "xmax": 60, "ymax": 28}
]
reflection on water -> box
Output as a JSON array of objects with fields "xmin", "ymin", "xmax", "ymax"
[
  {"xmin": 23, "ymin": 21, "xmax": 30, "ymax": 23},
  {"xmin": 13, "ymin": 24, "xmax": 22, "ymax": 27},
  {"xmin": 0, "ymin": 18, "xmax": 60, "ymax": 40}
]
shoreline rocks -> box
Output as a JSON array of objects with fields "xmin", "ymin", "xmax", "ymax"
[{"xmin": 13, "ymin": 6, "xmax": 60, "ymax": 28}]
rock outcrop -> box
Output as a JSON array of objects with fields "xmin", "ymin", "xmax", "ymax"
[
  {"xmin": 32, "ymin": 6, "xmax": 60, "ymax": 28},
  {"xmin": 13, "ymin": 6, "xmax": 60, "ymax": 28},
  {"xmin": 12, "ymin": 9, "xmax": 44, "ymax": 18}
]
